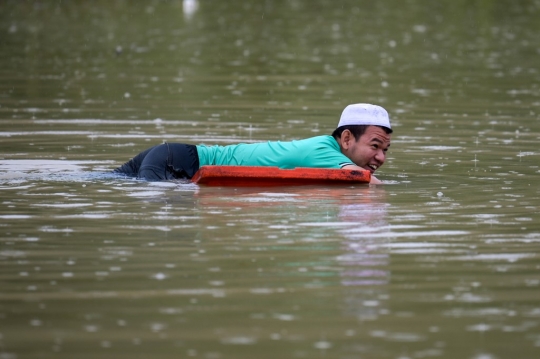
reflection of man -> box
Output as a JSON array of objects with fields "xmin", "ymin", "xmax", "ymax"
[
  {"xmin": 336, "ymin": 191, "xmax": 390, "ymax": 321},
  {"xmin": 114, "ymin": 103, "xmax": 392, "ymax": 184}
]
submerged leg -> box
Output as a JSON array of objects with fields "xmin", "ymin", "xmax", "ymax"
[
  {"xmin": 138, "ymin": 144, "xmax": 173, "ymax": 180},
  {"xmin": 116, "ymin": 143, "xmax": 199, "ymax": 181},
  {"xmin": 114, "ymin": 146, "xmax": 157, "ymax": 177}
]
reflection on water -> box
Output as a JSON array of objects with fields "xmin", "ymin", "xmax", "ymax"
[{"xmin": 1, "ymin": 0, "xmax": 540, "ymax": 358}]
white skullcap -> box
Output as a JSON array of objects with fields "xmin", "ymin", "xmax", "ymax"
[{"xmin": 337, "ymin": 103, "xmax": 391, "ymax": 130}]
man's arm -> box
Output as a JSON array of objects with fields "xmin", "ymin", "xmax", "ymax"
[{"xmin": 342, "ymin": 164, "xmax": 382, "ymax": 184}]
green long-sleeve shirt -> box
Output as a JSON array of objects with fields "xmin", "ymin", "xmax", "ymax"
[{"xmin": 196, "ymin": 135, "xmax": 353, "ymax": 169}]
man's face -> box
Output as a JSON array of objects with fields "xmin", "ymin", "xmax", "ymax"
[{"xmin": 342, "ymin": 126, "xmax": 391, "ymax": 174}]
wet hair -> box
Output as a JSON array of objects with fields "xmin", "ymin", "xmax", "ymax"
[{"xmin": 331, "ymin": 125, "xmax": 393, "ymax": 140}]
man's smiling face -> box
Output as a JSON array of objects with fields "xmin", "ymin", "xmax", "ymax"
[{"xmin": 341, "ymin": 126, "xmax": 391, "ymax": 174}]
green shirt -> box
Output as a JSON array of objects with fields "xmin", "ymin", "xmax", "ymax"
[{"xmin": 196, "ymin": 135, "xmax": 354, "ymax": 169}]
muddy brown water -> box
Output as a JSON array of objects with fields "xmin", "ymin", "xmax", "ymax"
[{"xmin": 1, "ymin": 1, "xmax": 540, "ymax": 358}]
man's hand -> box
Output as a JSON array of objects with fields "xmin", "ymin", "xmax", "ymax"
[{"xmin": 369, "ymin": 175, "xmax": 382, "ymax": 185}]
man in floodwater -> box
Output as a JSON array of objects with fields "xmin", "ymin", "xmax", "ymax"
[{"xmin": 114, "ymin": 103, "xmax": 392, "ymax": 184}]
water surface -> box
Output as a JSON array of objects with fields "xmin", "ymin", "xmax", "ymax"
[{"xmin": 1, "ymin": 1, "xmax": 540, "ymax": 358}]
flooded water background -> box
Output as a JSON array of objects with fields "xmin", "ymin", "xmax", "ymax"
[{"xmin": 1, "ymin": 1, "xmax": 540, "ymax": 358}]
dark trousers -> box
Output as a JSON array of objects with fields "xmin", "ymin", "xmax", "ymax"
[{"xmin": 114, "ymin": 143, "xmax": 200, "ymax": 181}]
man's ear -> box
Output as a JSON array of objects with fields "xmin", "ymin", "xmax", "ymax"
[{"xmin": 340, "ymin": 129, "xmax": 353, "ymax": 150}]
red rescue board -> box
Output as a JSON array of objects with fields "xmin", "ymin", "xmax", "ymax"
[{"xmin": 191, "ymin": 166, "xmax": 371, "ymax": 186}]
